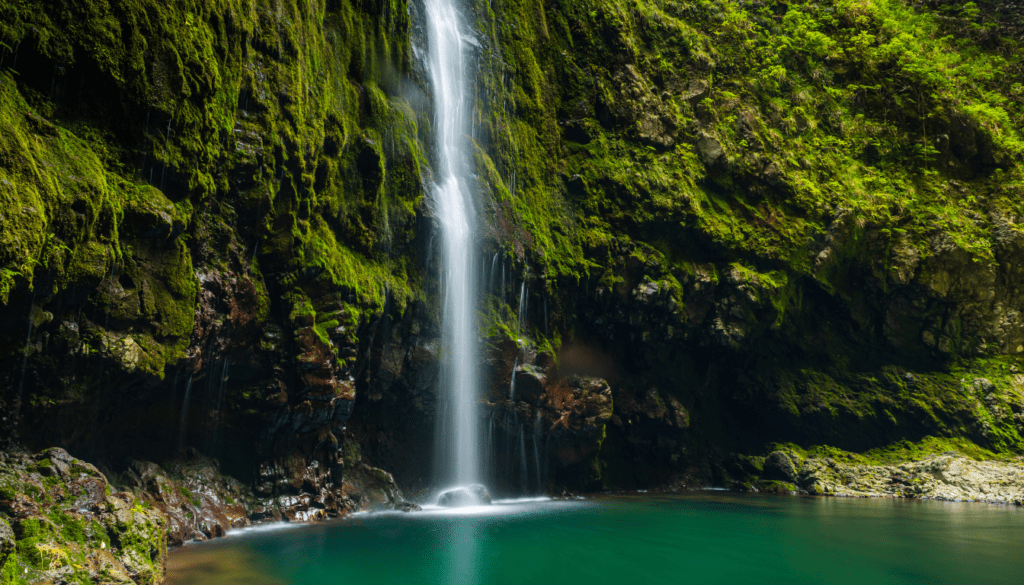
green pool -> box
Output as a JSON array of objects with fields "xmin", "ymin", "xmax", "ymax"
[{"xmin": 167, "ymin": 493, "xmax": 1024, "ymax": 584}]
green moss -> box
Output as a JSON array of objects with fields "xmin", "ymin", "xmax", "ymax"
[
  {"xmin": 0, "ymin": 551, "xmax": 26, "ymax": 585},
  {"xmin": 177, "ymin": 485, "xmax": 201, "ymax": 508},
  {"xmin": 0, "ymin": 0, "xmax": 431, "ymax": 427},
  {"xmin": 463, "ymin": 0, "xmax": 1024, "ymax": 356},
  {"xmin": 754, "ymin": 351, "xmax": 1024, "ymax": 461},
  {"xmin": 758, "ymin": 479, "xmax": 799, "ymax": 494}
]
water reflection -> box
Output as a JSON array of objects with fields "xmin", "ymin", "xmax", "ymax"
[
  {"xmin": 166, "ymin": 545, "xmax": 286, "ymax": 585},
  {"xmin": 442, "ymin": 514, "xmax": 476, "ymax": 585}
]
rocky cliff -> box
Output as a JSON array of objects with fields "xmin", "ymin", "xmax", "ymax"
[{"xmin": 1, "ymin": 0, "xmax": 1024, "ymax": 581}]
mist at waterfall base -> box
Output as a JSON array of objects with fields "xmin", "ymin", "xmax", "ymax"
[{"xmin": 167, "ymin": 493, "xmax": 1024, "ymax": 585}]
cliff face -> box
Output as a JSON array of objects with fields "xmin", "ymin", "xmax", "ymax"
[
  {"xmin": 0, "ymin": 0, "xmax": 1023, "ymax": 562},
  {"xmin": 461, "ymin": 0, "xmax": 1024, "ymax": 490},
  {"xmin": 0, "ymin": 0, "xmax": 431, "ymax": 498}
]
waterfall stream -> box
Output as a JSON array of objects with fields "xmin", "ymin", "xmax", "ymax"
[
  {"xmin": 177, "ymin": 376, "xmax": 193, "ymax": 452},
  {"xmin": 427, "ymin": 0, "xmax": 479, "ymax": 487}
]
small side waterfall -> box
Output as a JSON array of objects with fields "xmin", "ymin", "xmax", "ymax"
[
  {"xmin": 533, "ymin": 409, "xmax": 543, "ymax": 492},
  {"xmin": 427, "ymin": 0, "xmax": 480, "ymax": 488},
  {"xmin": 177, "ymin": 375, "xmax": 193, "ymax": 451},
  {"xmin": 509, "ymin": 357, "xmax": 518, "ymax": 401},
  {"xmin": 490, "ymin": 253, "xmax": 499, "ymax": 294},
  {"xmin": 210, "ymin": 358, "xmax": 230, "ymax": 453},
  {"xmin": 15, "ymin": 282, "xmax": 40, "ymax": 426},
  {"xmin": 517, "ymin": 281, "xmax": 527, "ymax": 335},
  {"xmin": 518, "ymin": 424, "xmax": 528, "ymax": 493}
]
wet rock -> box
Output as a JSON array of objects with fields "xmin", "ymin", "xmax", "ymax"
[
  {"xmin": 0, "ymin": 517, "xmax": 13, "ymax": 563},
  {"xmin": 889, "ymin": 232, "xmax": 921, "ymax": 286},
  {"xmin": 680, "ymin": 79, "xmax": 709, "ymax": 103},
  {"xmin": 973, "ymin": 378, "xmax": 996, "ymax": 393},
  {"xmin": 697, "ymin": 136, "xmax": 724, "ymax": 165},
  {"xmin": 514, "ymin": 365, "xmax": 547, "ymax": 402},
  {"xmin": 612, "ymin": 65, "xmax": 677, "ymax": 147},
  {"xmin": 344, "ymin": 464, "xmax": 408, "ymax": 511},
  {"xmin": 536, "ymin": 352, "xmax": 555, "ymax": 370},
  {"xmin": 437, "ymin": 484, "xmax": 492, "ymax": 507},
  {"xmin": 396, "ymin": 501, "xmax": 422, "ymax": 512},
  {"xmin": 778, "ymin": 453, "xmax": 1024, "ymax": 503},
  {"xmin": 763, "ymin": 450, "xmax": 803, "ymax": 483},
  {"xmin": 666, "ymin": 395, "xmax": 690, "ymax": 429},
  {"xmin": 633, "ymin": 280, "xmax": 660, "ymax": 304},
  {"xmin": 0, "ymin": 450, "xmax": 165, "ymax": 584},
  {"xmin": 762, "ymin": 161, "xmax": 783, "ymax": 186}
]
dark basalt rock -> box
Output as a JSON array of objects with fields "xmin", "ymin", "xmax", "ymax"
[
  {"xmin": 396, "ymin": 501, "xmax": 423, "ymax": 512},
  {"xmin": 437, "ymin": 484, "xmax": 492, "ymax": 507}
]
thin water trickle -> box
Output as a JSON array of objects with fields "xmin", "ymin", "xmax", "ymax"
[
  {"xmin": 427, "ymin": 0, "xmax": 480, "ymax": 487},
  {"xmin": 14, "ymin": 279, "xmax": 39, "ymax": 429},
  {"xmin": 518, "ymin": 424, "xmax": 528, "ymax": 493},
  {"xmin": 509, "ymin": 357, "xmax": 518, "ymax": 401},
  {"xmin": 178, "ymin": 376, "xmax": 193, "ymax": 451},
  {"xmin": 517, "ymin": 281, "xmax": 526, "ymax": 334},
  {"xmin": 211, "ymin": 359, "xmax": 230, "ymax": 453},
  {"xmin": 490, "ymin": 253, "xmax": 498, "ymax": 294},
  {"xmin": 533, "ymin": 409, "xmax": 542, "ymax": 493},
  {"xmin": 168, "ymin": 370, "xmax": 181, "ymax": 433},
  {"xmin": 543, "ymin": 296, "xmax": 548, "ymax": 336}
]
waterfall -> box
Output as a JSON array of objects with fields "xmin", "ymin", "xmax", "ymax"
[{"xmin": 427, "ymin": 0, "xmax": 480, "ymax": 487}]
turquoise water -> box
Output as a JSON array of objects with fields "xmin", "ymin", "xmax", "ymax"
[{"xmin": 167, "ymin": 493, "xmax": 1024, "ymax": 584}]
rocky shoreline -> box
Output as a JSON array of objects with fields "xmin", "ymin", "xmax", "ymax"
[
  {"xmin": 3, "ymin": 444, "xmax": 1023, "ymax": 583},
  {"xmin": 0, "ymin": 447, "xmax": 417, "ymax": 584},
  {"xmin": 736, "ymin": 450, "xmax": 1024, "ymax": 505}
]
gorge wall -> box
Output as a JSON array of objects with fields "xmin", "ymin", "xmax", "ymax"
[{"xmin": 2, "ymin": 0, "xmax": 1024, "ymax": 578}]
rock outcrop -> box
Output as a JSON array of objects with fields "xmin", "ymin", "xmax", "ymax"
[
  {"xmin": 735, "ymin": 448, "xmax": 1024, "ymax": 504},
  {"xmin": 0, "ymin": 446, "xmax": 418, "ymax": 583},
  {"xmin": 0, "ymin": 449, "xmax": 166, "ymax": 584}
]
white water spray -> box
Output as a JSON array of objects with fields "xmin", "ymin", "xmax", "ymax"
[{"xmin": 427, "ymin": 0, "xmax": 479, "ymax": 487}]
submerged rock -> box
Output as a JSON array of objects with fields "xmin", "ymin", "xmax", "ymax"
[{"xmin": 438, "ymin": 484, "xmax": 492, "ymax": 507}]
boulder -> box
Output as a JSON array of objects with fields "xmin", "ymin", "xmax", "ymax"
[
  {"xmin": 514, "ymin": 365, "xmax": 547, "ymax": 403},
  {"xmin": 763, "ymin": 450, "xmax": 803, "ymax": 483},
  {"xmin": 437, "ymin": 484, "xmax": 492, "ymax": 507},
  {"xmin": 697, "ymin": 136, "xmax": 724, "ymax": 165}
]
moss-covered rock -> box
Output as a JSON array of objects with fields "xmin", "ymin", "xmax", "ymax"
[{"xmin": 0, "ymin": 448, "xmax": 164, "ymax": 584}]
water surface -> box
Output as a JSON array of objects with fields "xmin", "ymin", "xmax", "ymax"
[{"xmin": 167, "ymin": 493, "xmax": 1024, "ymax": 584}]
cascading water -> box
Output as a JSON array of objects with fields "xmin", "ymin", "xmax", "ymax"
[{"xmin": 426, "ymin": 0, "xmax": 480, "ymax": 489}]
